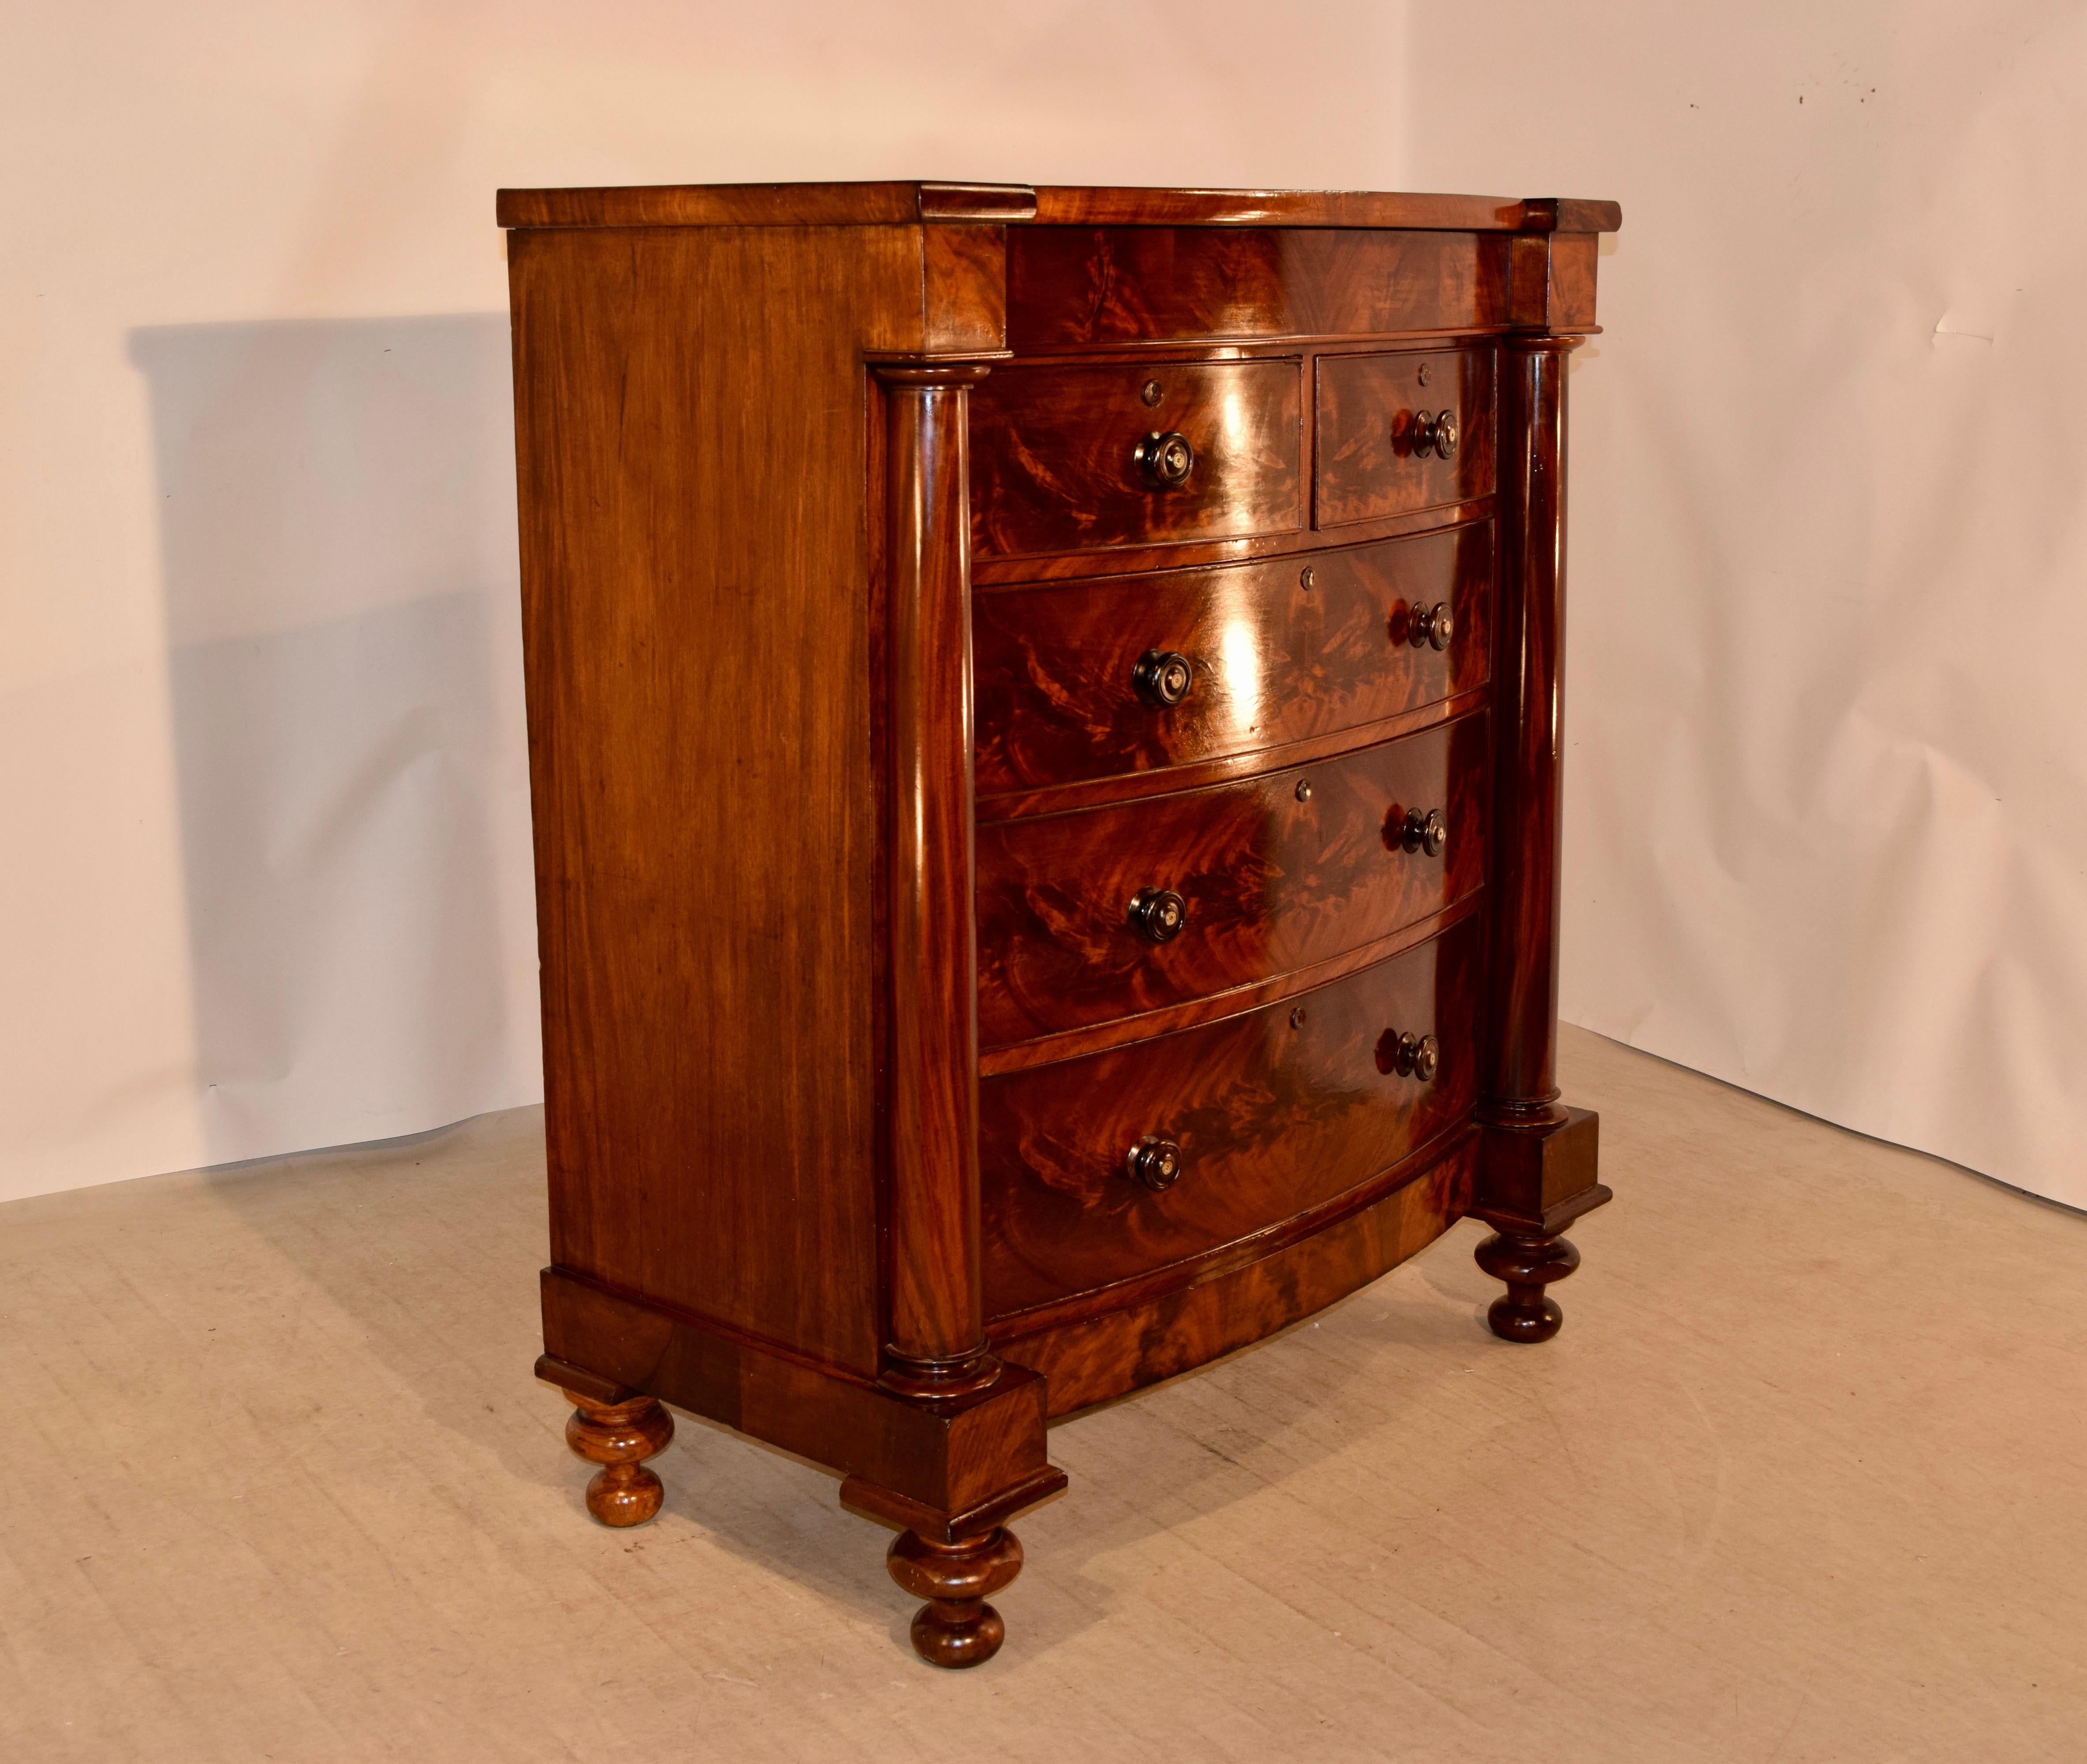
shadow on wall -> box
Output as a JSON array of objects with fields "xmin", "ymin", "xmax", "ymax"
[{"xmin": 129, "ymin": 315, "xmax": 541, "ymax": 1168}]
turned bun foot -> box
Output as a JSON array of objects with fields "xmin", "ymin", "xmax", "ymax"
[
  {"xmin": 885, "ymin": 1526, "xmax": 1024, "ymax": 1668},
  {"xmin": 562, "ymin": 1391, "xmax": 674, "ymax": 1526},
  {"xmin": 1475, "ymin": 1229, "xmax": 1582, "ymax": 1344}
]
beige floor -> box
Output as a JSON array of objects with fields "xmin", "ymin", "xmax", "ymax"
[{"xmin": 2, "ymin": 1028, "xmax": 2082, "ymax": 1763}]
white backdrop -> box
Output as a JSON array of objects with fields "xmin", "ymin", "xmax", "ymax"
[
  {"xmin": 4, "ymin": 2, "xmax": 2084, "ymax": 1209},
  {"xmin": 1404, "ymin": 2, "xmax": 2087, "ymax": 1209}
]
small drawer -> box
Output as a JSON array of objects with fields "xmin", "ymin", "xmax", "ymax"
[
  {"xmin": 980, "ymin": 917, "xmax": 1481, "ymax": 1319},
  {"xmin": 975, "ymin": 713, "xmax": 1488, "ymax": 1048},
  {"xmin": 968, "ymin": 359, "xmax": 1303, "ymax": 559},
  {"xmin": 1315, "ymin": 347, "xmax": 1495, "ymax": 527},
  {"xmin": 973, "ymin": 523, "xmax": 1493, "ymax": 795}
]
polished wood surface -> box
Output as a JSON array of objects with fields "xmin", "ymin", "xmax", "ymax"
[
  {"xmin": 1480, "ymin": 337, "xmax": 1575, "ymax": 1128},
  {"xmin": 978, "ymin": 919, "xmax": 1482, "ymax": 1316},
  {"xmin": 875, "ymin": 366, "xmax": 998, "ymax": 1400},
  {"xmin": 968, "ymin": 358, "xmax": 1302, "ymax": 559},
  {"xmin": 972, "ymin": 523, "xmax": 1493, "ymax": 795},
  {"xmin": 1007, "ymin": 228, "xmax": 1513, "ymax": 347},
  {"xmin": 511, "ymin": 224, "xmax": 914, "ymax": 1375},
  {"xmin": 506, "ymin": 181, "xmax": 1616, "ymax": 1667},
  {"xmin": 975, "ymin": 716, "xmax": 1488, "ymax": 1046},
  {"xmin": 541, "ymin": 1267, "xmax": 1063, "ymax": 1521},
  {"xmin": 1316, "ymin": 347, "xmax": 1498, "ymax": 527},
  {"xmin": 555, "ymin": 1389, "xmax": 675, "ymax": 1527},
  {"xmin": 499, "ymin": 181, "xmax": 1622, "ymax": 234},
  {"xmin": 993, "ymin": 1137, "xmax": 1476, "ymax": 1417},
  {"xmin": 886, "ymin": 1527, "xmax": 1026, "ymax": 1668}
]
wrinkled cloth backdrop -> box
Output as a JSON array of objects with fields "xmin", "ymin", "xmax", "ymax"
[{"xmin": 3, "ymin": 0, "xmax": 2082, "ymax": 1207}]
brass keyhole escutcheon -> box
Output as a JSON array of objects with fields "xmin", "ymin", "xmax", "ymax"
[{"xmin": 1140, "ymin": 379, "xmax": 1164, "ymax": 407}]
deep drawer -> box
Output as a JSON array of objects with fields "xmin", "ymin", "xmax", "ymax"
[
  {"xmin": 973, "ymin": 523, "xmax": 1493, "ymax": 796},
  {"xmin": 979, "ymin": 916, "xmax": 1482, "ymax": 1319},
  {"xmin": 974, "ymin": 713, "xmax": 1488, "ymax": 1049},
  {"xmin": 1315, "ymin": 346, "xmax": 1495, "ymax": 527},
  {"xmin": 968, "ymin": 358, "xmax": 1303, "ymax": 559}
]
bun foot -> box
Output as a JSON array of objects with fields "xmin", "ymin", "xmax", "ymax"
[
  {"xmin": 1475, "ymin": 1229, "xmax": 1581, "ymax": 1344},
  {"xmin": 886, "ymin": 1526, "xmax": 1023, "ymax": 1668},
  {"xmin": 562, "ymin": 1391, "xmax": 674, "ymax": 1526}
]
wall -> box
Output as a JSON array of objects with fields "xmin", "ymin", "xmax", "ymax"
[
  {"xmin": 11, "ymin": 1, "xmax": 2085, "ymax": 1210},
  {"xmin": 1406, "ymin": 2, "xmax": 2087, "ymax": 1206},
  {"xmin": 0, "ymin": 0, "xmax": 1410, "ymax": 1200}
]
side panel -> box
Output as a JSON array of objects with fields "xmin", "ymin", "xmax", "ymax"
[{"xmin": 510, "ymin": 225, "xmax": 920, "ymax": 1374}]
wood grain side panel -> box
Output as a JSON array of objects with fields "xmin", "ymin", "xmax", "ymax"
[
  {"xmin": 968, "ymin": 358, "xmax": 1302, "ymax": 559},
  {"xmin": 972, "ymin": 523, "xmax": 1493, "ymax": 794},
  {"xmin": 978, "ymin": 918, "xmax": 1483, "ymax": 1316},
  {"xmin": 974, "ymin": 714, "xmax": 1489, "ymax": 1046},
  {"xmin": 1007, "ymin": 229, "xmax": 1513, "ymax": 345},
  {"xmin": 1316, "ymin": 346, "xmax": 1498, "ymax": 527},
  {"xmin": 993, "ymin": 1137, "xmax": 1477, "ymax": 1417},
  {"xmin": 511, "ymin": 226, "xmax": 920, "ymax": 1374}
]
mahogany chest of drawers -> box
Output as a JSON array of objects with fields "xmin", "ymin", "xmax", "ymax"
[{"xmin": 500, "ymin": 180, "xmax": 1620, "ymax": 1667}]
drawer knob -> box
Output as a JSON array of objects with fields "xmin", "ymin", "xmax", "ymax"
[
  {"xmin": 1377, "ymin": 1030, "xmax": 1441, "ymax": 1083},
  {"xmin": 1132, "ymin": 649, "xmax": 1195, "ymax": 707},
  {"xmin": 1134, "ymin": 430, "xmax": 1196, "ymax": 490},
  {"xmin": 1411, "ymin": 409, "xmax": 1460, "ymax": 460},
  {"xmin": 1128, "ymin": 886, "xmax": 1189, "ymax": 942},
  {"xmin": 1394, "ymin": 807, "xmax": 1449, "ymax": 857},
  {"xmin": 1409, "ymin": 601, "xmax": 1453, "ymax": 651},
  {"xmin": 1126, "ymin": 1136, "xmax": 1184, "ymax": 1191}
]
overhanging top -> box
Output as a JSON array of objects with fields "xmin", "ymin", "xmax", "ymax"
[{"xmin": 495, "ymin": 181, "xmax": 1623, "ymax": 234}]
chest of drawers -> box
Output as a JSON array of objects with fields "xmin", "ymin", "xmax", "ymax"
[{"xmin": 500, "ymin": 181, "xmax": 1620, "ymax": 1668}]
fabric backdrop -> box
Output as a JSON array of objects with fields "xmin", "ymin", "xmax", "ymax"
[{"xmin": 4, "ymin": 0, "xmax": 2083, "ymax": 1209}]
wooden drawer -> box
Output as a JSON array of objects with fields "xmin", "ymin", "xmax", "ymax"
[
  {"xmin": 968, "ymin": 359, "xmax": 1303, "ymax": 559},
  {"xmin": 973, "ymin": 523, "xmax": 1492, "ymax": 796},
  {"xmin": 975, "ymin": 713, "xmax": 1488, "ymax": 1048},
  {"xmin": 1315, "ymin": 347, "xmax": 1495, "ymax": 527},
  {"xmin": 980, "ymin": 916, "xmax": 1482, "ymax": 1319}
]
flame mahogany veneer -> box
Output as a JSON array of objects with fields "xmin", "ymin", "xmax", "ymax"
[{"xmin": 502, "ymin": 181, "xmax": 1619, "ymax": 1668}]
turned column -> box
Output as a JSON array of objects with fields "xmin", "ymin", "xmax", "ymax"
[
  {"xmin": 1475, "ymin": 333, "xmax": 1609, "ymax": 1340},
  {"xmin": 874, "ymin": 362, "xmax": 1001, "ymax": 1404}
]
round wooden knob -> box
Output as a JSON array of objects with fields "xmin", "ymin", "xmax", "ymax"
[
  {"xmin": 1126, "ymin": 1136, "xmax": 1183, "ymax": 1190},
  {"xmin": 1374, "ymin": 1030, "xmax": 1441, "ymax": 1083},
  {"xmin": 1128, "ymin": 886, "xmax": 1188, "ymax": 942},
  {"xmin": 1134, "ymin": 430, "xmax": 1196, "ymax": 489},
  {"xmin": 1409, "ymin": 410, "xmax": 1460, "ymax": 460},
  {"xmin": 1410, "ymin": 601, "xmax": 1453, "ymax": 651},
  {"xmin": 1132, "ymin": 649, "xmax": 1195, "ymax": 707},
  {"xmin": 1394, "ymin": 807, "xmax": 1449, "ymax": 857}
]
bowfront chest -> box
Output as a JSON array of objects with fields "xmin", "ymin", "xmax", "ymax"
[{"xmin": 500, "ymin": 181, "xmax": 1620, "ymax": 1667}]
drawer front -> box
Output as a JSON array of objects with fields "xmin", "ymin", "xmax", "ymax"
[
  {"xmin": 1315, "ymin": 347, "xmax": 1495, "ymax": 527},
  {"xmin": 975, "ymin": 714, "xmax": 1488, "ymax": 1048},
  {"xmin": 969, "ymin": 359, "xmax": 1303, "ymax": 559},
  {"xmin": 980, "ymin": 917, "xmax": 1482, "ymax": 1318},
  {"xmin": 974, "ymin": 523, "xmax": 1493, "ymax": 795}
]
